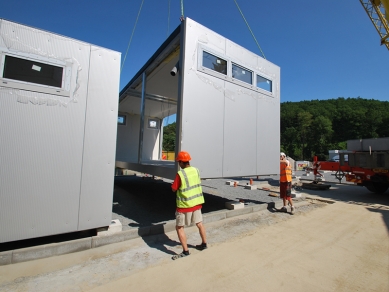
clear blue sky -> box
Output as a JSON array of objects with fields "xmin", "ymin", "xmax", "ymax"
[{"xmin": 2, "ymin": 0, "xmax": 388, "ymax": 102}]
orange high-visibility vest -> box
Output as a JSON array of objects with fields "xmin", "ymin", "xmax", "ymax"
[{"xmin": 280, "ymin": 161, "xmax": 292, "ymax": 182}]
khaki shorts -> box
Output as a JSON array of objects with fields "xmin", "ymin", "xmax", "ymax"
[{"xmin": 175, "ymin": 209, "xmax": 203, "ymax": 227}]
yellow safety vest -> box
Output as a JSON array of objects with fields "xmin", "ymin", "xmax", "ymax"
[
  {"xmin": 176, "ymin": 166, "xmax": 204, "ymax": 208},
  {"xmin": 280, "ymin": 161, "xmax": 292, "ymax": 182}
]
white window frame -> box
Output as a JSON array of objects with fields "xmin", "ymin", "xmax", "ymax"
[{"xmin": 0, "ymin": 49, "xmax": 72, "ymax": 97}]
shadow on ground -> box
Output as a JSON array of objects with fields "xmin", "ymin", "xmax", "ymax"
[{"xmin": 113, "ymin": 176, "xmax": 231, "ymax": 228}]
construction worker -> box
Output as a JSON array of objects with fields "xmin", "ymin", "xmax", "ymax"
[
  {"xmin": 313, "ymin": 161, "xmax": 323, "ymax": 183},
  {"xmin": 280, "ymin": 152, "xmax": 295, "ymax": 214},
  {"xmin": 171, "ymin": 151, "xmax": 207, "ymax": 260}
]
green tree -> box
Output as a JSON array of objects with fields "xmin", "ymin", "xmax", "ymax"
[{"xmin": 162, "ymin": 122, "xmax": 176, "ymax": 151}]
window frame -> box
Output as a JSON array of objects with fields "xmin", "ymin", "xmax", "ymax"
[
  {"xmin": 147, "ymin": 118, "xmax": 160, "ymax": 130},
  {"xmin": 197, "ymin": 44, "xmax": 275, "ymax": 98},
  {"xmin": 256, "ymin": 74, "xmax": 273, "ymax": 93},
  {"xmin": 118, "ymin": 114, "xmax": 127, "ymax": 126},
  {"xmin": 197, "ymin": 46, "xmax": 229, "ymax": 80},
  {"xmin": 0, "ymin": 50, "xmax": 72, "ymax": 97},
  {"xmin": 231, "ymin": 63, "xmax": 253, "ymax": 86}
]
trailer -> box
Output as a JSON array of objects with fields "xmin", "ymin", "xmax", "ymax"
[
  {"xmin": 0, "ymin": 19, "xmax": 121, "ymax": 243},
  {"xmin": 313, "ymin": 138, "xmax": 389, "ymax": 194},
  {"xmin": 116, "ymin": 17, "xmax": 281, "ymax": 179}
]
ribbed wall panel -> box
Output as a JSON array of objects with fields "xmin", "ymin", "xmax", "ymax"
[{"xmin": 0, "ymin": 20, "xmax": 119, "ymax": 242}]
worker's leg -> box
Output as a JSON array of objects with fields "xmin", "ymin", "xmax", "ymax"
[
  {"xmin": 280, "ymin": 182, "xmax": 287, "ymax": 210},
  {"xmin": 193, "ymin": 209, "xmax": 207, "ymax": 250},
  {"xmin": 175, "ymin": 212, "xmax": 189, "ymax": 251},
  {"xmin": 176, "ymin": 225, "xmax": 188, "ymax": 251},
  {"xmin": 196, "ymin": 221, "xmax": 207, "ymax": 244},
  {"xmin": 287, "ymin": 197, "xmax": 294, "ymax": 207}
]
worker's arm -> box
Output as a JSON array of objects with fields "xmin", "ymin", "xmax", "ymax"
[{"xmin": 171, "ymin": 174, "xmax": 181, "ymax": 192}]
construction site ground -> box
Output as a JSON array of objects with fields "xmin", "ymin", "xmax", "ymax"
[{"xmin": 1, "ymin": 171, "xmax": 388, "ymax": 291}]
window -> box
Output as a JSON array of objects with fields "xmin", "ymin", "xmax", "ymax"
[
  {"xmin": 0, "ymin": 52, "xmax": 72, "ymax": 97},
  {"xmin": 148, "ymin": 118, "xmax": 159, "ymax": 129},
  {"xmin": 3, "ymin": 55, "xmax": 63, "ymax": 88},
  {"xmin": 257, "ymin": 75, "xmax": 272, "ymax": 92},
  {"xmin": 232, "ymin": 63, "xmax": 252, "ymax": 84},
  {"xmin": 202, "ymin": 51, "xmax": 227, "ymax": 75},
  {"xmin": 118, "ymin": 114, "xmax": 126, "ymax": 125}
]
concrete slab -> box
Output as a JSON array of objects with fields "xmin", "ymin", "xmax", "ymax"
[
  {"xmin": 92, "ymin": 229, "xmax": 139, "ymax": 248},
  {"xmin": 244, "ymin": 185, "xmax": 257, "ymax": 190},
  {"xmin": 225, "ymin": 201, "xmax": 245, "ymax": 210},
  {"xmin": 0, "ymin": 250, "xmax": 12, "ymax": 265},
  {"xmin": 226, "ymin": 206, "xmax": 254, "ymax": 218},
  {"xmin": 203, "ymin": 210, "xmax": 227, "ymax": 224},
  {"xmin": 97, "ymin": 219, "xmax": 123, "ymax": 236},
  {"xmin": 251, "ymin": 204, "xmax": 269, "ymax": 212},
  {"xmin": 12, "ymin": 238, "xmax": 92, "ymax": 264}
]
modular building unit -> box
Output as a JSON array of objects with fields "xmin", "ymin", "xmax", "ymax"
[
  {"xmin": 117, "ymin": 17, "xmax": 280, "ymax": 179},
  {"xmin": 0, "ymin": 19, "xmax": 121, "ymax": 243}
]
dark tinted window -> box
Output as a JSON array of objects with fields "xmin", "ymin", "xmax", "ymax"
[
  {"xmin": 3, "ymin": 55, "xmax": 63, "ymax": 88},
  {"xmin": 202, "ymin": 51, "xmax": 227, "ymax": 75},
  {"xmin": 232, "ymin": 63, "xmax": 252, "ymax": 84}
]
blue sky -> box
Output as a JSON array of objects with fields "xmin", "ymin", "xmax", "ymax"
[{"xmin": 2, "ymin": 0, "xmax": 388, "ymax": 103}]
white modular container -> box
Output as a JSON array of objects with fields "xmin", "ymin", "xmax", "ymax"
[
  {"xmin": 116, "ymin": 17, "xmax": 280, "ymax": 179},
  {"xmin": 0, "ymin": 19, "xmax": 121, "ymax": 243}
]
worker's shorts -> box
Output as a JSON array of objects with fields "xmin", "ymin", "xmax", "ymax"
[
  {"xmin": 280, "ymin": 181, "xmax": 292, "ymax": 199},
  {"xmin": 175, "ymin": 209, "xmax": 203, "ymax": 227}
]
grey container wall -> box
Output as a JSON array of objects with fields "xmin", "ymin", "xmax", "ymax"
[
  {"xmin": 0, "ymin": 19, "xmax": 121, "ymax": 243},
  {"xmin": 180, "ymin": 19, "xmax": 280, "ymax": 178},
  {"xmin": 116, "ymin": 17, "xmax": 280, "ymax": 179},
  {"xmin": 347, "ymin": 138, "xmax": 389, "ymax": 151}
]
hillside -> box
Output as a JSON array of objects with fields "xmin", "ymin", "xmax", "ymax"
[{"xmin": 281, "ymin": 97, "xmax": 389, "ymax": 160}]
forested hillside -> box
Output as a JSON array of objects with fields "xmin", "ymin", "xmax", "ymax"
[{"xmin": 281, "ymin": 97, "xmax": 389, "ymax": 160}]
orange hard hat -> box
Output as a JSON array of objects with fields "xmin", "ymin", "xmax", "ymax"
[{"xmin": 176, "ymin": 151, "xmax": 191, "ymax": 162}]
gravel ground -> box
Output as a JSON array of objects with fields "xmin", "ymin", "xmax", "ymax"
[
  {"xmin": 0, "ymin": 169, "xmax": 341, "ymax": 252},
  {"xmin": 112, "ymin": 171, "xmax": 313, "ymax": 231},
  {"xmin": 0, "ymin": 198, "xmax": 329, "ymax": 292}
]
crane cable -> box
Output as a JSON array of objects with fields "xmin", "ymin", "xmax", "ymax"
[
  {"xmin": 167, "ymin": 0, "xmax": 171, "ymax": 37},
  {"xmin": 180, "ymin": 0, "xmax": 185, "ymax": 21},
  {"xmin": 233, "ymin": 0, "xmax": 266, "ymax": 59},
  {"xmin": 121, "ymin": 0, "xmax": 145, "ymax": 72}
]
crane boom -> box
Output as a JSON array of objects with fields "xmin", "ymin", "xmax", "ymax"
[{"xmin": 359, "ymin": 0, "xmax": 389, "ymax": 50}]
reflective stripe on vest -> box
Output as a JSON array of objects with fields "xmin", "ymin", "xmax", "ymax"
[
  {"xmin": 280, "ymin": 162, "xmax": 292, "ymax": 182},
  {"xmin": 177, "ymin": 167, "xmax": 204, "ymax": 208}
]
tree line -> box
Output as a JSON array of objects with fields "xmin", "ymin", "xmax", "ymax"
[
  {"xmin": 281, "ymin": 97, "xmax": 389, "ymax": 160},
  {"xmin": 163, "ymin": 98, "xmax": 389, "ymax": 161}
]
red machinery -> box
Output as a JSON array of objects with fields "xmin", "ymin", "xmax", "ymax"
[{"xmin": 312, "ymin": 138, "xmax": 389, "ymax": 194}]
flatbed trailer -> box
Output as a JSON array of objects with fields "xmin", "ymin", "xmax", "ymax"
[{"xmin": 312, "ymin": 138, "xmax": 389, "ymax": 194}]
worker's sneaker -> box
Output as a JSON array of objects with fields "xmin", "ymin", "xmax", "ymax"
[
  {"xmin": 172, "ymin": 250, "xmax": 190, "ymax": 260},
  {"xmin": 281, "ymin": 206, "xmax": 287, "ymax": 212},
  {"xmin": 195, "ymin": 243, "xmax": 208, "ymax": 250},
  {"xmin": 291, "ymin": 206, "xmax": 295, "ymax": 215}
]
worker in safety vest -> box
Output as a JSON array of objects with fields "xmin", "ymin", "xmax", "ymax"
[
  {"xmin": 280, "ymin": 152, "xmax": 295, "ymax": 214},
  {"xmin": 171, "ymin": 151, "xmax": 207, "ymax": 260}
]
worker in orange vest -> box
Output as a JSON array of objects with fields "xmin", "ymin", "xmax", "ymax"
[{"xmin": 280, "ymin": 152, "xmax": 295, "ymax": 214}]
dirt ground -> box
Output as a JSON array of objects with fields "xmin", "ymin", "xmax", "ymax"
[{"xmin": 1, "ymin": 191, "xmax": 388, "ymax": 292}]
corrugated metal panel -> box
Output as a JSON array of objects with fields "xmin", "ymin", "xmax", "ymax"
[
  {"xmin": 78, "ymin": 46, "xmax": 120, "ymax": 230},
  {"xmin": 180, "ymin": 72, "xmax": 225, "ymax": 178},
  {"xmin": 0, "ymin": 20, "xmax": 120, "ymax": 242},
  {"xmin": 181, "ymin": 18, "xmax": 280, "ymax": 178},
  {"xmin": 223, "ymin": 82, "xmax": 257, "ymax": 177},
  {"xmin": 0, "ymin": 20, "xmax": 91, "ymax": 242}
]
